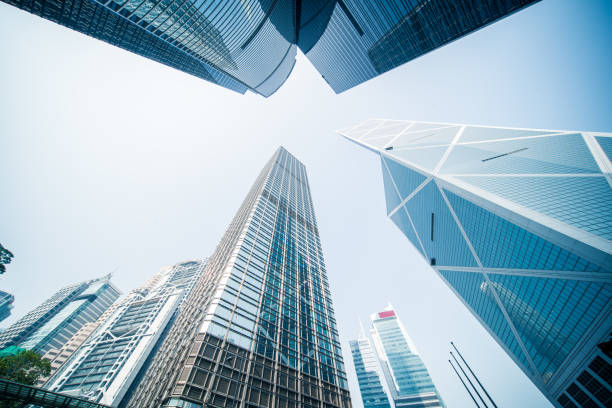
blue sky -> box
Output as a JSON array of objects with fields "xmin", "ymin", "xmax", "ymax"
[{"xmin": 1, "ymin": 0, "xmax": 611, "ymax": 407}]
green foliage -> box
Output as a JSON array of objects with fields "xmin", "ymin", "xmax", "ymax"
[
  {"xmin": 0, "ymin": 243, "xmax": 13, "ymax": 274},
  {"xmin": 0, "ymin": 349, "xmax": 50, "ymax": 385}
]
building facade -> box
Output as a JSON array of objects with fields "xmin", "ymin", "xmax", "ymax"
[
  {"xmin": 0, "ymin": 275, "xmax": 120, "ymax": 355},
  {"xmin": 1, "ymin": 0, "xmax": 538, "ymax": 96},
  {"xmin": 339, "ymin": 120, "xmax": 612, "ymax": 408},
  {"xmin": 370, "ymin": 307, "xmax": 443, "ymax": 407},
  {"xmin": 125, "ymin": 147, "xmax": 351, "ymax": 408},
  {"xmin": 44, "ymin": 260, "xmax": 206, "ymax": 406},
  {"xmin": 349, "ymin": 330, "xmax": 391, "ymax": 408},
  {"xmin": 0, "ymin": 290, "xmax": 14, "ymax": 323}
]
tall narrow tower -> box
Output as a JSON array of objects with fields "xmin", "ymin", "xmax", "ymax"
[
  {"xmin": 349, "ymin": 326, "xmax": 392, "ymax": 408},
  {"xmin": 339, "ymin": 119, "xmax": 612, "ymax": 408},
  {"xmin": 369, "ymin": 306, "xmax": 444, "ymax": 408},
  {"xmin": 126, "ymin": 147, "xmax": 351, "ymax": 408}
]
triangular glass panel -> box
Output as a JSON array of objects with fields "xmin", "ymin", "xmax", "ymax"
[
  {"xmin": 364, "ymin": 135, "xmax": 397, "ymax": 149},
  {"xmin": 390, "ymin": 206, "xmax": 424, "ymax": 257},
  {"xmin": 341, "ymin": 119, "xmax": 384, "ymax": 139},
  {"xmin": 404, "ymin": 181, "xmax": 478, "ymax": 267},
  {"xmin": 381, "ymin": 157, "xmax": 401, "ymax": 215},
  {"xmin": 387, "ymin": 146, "xmax": 448, "ymax": 173},
  {"xmin": 362, "ymin": 121, "xmax": 412, "ymax": 140},
  {"xmin": 459, "ymin": 126, "xmax": 557, "ymax": 143},
  {"xmin": 438, "ymin": 269, "xmax": 534, "ymax": 375},
  {"xmin": 444, "ymin": 189, "xmax": 604, "ymax": 272},
  {"xmin": 440, "ymin": 134, "xmax": 600, "ymax": 175},
  {"xmin": 595, "ymin": 136, "xmax": 612, "ymax": 162},
  {"xmin": 383, "ymin": 156, "xmax": 427, "ymax": 201},
  {"xmin": 486, "ymin": 273, "xmax": 611, "ymax": 382},
  {"xmin": 393, "ymin": 126, "xmax": 460, "ymax": 149},
  {"xmin": 404, "ymin": 122, "xmax": 450, "ymax": 132},
  {"xmin": 456, "ymin": 176, "xmax": 612, "ymax": 240}
]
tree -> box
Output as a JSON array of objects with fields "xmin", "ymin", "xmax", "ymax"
[
  {"xmin": 0, "ymin": 243, "xmax": 13, "ymax": 274},
  {"xmin": 0, "ymin": 349, "xmax": 50, "ymax": 385}
]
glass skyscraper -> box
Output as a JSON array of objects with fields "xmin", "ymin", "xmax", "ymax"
[
  {"xmin": 44, "ymin": 259, "xmax": 206, "ymax": 406},
  {"xmin": 0, "ymin": 290, "xmax": 14, "ymax": 323},
  {"xmin": 0, "ymin": 274, "xmax": 120, "ymax": 355},
  {"xmin": 350, "ymin": 306, "xmax": 443, "ymax": 408},
  {"xmin": 122, "ymin": 147, "xmax": 350, "ymax": 408},
  {"xmin": 1, "ymin": 0, "xmax": 538, "ymax": 96},
  {"xmin": 349, "ymin": 328, "xmax": 391, "ymax": 408},
  {"xmin": 339, "ymin": 120, "xmax": 612, "ymax": 408}
]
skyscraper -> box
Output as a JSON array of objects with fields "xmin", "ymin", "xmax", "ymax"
[
  {"xmin": 125, "ymin": 147, "xmax": 351, "ymax": 408},
  {"xmin": 0, "ymin": 274, "xmax": 120, "ymax": 355},
  {"xmin": 1, "ymin": 0, "xmax": 538, "ymax": 96},
  {"xmin": 339, "ymin": 120, "xmax": 612, "ymax": 408},
  {"xmin": 0, "ymin": 290, "xmax": 14, "ymax": 323},
  {"xmin": 44, "ymin": 259, "xmax": 206, "ymax": 405},
  {"xmin": 349, "ymin": 327, "xmax": 392, "ymax": 408},
  {"xmin": 357, "ymin": 306, "xmax": 444, "ymax": 408}
]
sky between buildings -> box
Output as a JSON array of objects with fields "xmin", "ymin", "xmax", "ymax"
[{"xmin": 0, "ymin": 0, "xmax": 611, "ymax": 407}]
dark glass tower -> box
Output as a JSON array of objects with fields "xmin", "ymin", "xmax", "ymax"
[
  {"xmin": 1, "ymin": 0, "xmax": 538, "ymax": 96},
  {"xmin": 125, "ymin": 147, "xmax": 351, "ymax": 408},
  {"xmin": 340, "ymin": 120, "xmax": 612, "ymax": 408}
]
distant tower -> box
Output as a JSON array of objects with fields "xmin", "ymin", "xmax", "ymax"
[
  {"xmin": 0, "ymin": 291, "xmax": 14, "ymax": 323},
  {"xmin": 350, "ymin": 305, "xmax": 444, "ymax": 408},
  {"xmin": 349, "ymin": 320, "xmax": 392, "ymax": 408},
  {"xmin": 0, "ymin": 274, "xmax": 120, "ymax": 355},
  {"xmin": 339, "ymin": 120, "xmax": 612, "ymax": 408},
  {"xmin": 370, "ymin": 305, "xmax": 445, "ymax": 407},
  {"xmin": 45, "ymin": 260, "xmax": 207, "ymax": 405}
]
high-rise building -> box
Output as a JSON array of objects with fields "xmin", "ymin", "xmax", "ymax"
[
  {"xmin": 0, "ymin": 274, "xmax": 120, "ymax": 355},
  {"xmin": 370, "ymin": 306, "xmax": 444, "ymax": 407},
  {"xmin": 39, "ymin": 283, "xmax": 131, "ymax": 385},
  {"xmin": 125, "ymin": 147, "xmax": 351, "ymax": 408},
  {"xmin": 349, "ymin": 327, "xmax": 392, "ymax": 408},
  {"xmin": 0, "ymin": 290, "xmax": 14, "ymax": 323},
  {"xmin": 339, "ymin": 120, "xmax": 612, "ymax": 408},
  {"xmin": 0, "ymin": 0, "xmax": 539, "ymax": 96},
  {"xmin": 43, "ymin": 260, "xmax": 206, "ymax": 406}
]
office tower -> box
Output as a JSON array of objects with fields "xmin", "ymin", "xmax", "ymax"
[
  {"xmin": 339, "ymin": 120, "xmax": 612, "ymax": 408},
  {"xmin": 1, "ymin": 0, "xmax": 539, "ymax": 96},
  {"xmin": 0, "ymin": 274, "xmax": 120, "ymax": 355},
  {"xmin": 0, "ymin": 290, "xmax": 14, "ymax": 323},
  {"xmin": 372, "ymin": 306, "xmax": 444, "ymax": 407},
  {"xmin": 349, "ymin": 327, "xmax": 391, "ymax": 408},
  {"xmin": 125, "ymin": 147, "xmax": 351, "ymax": 408},
  {"xmin": 43, "ymin": 260, "xmax": 206, "ymax": 405},
  {"xmin": 39, "ymin": 289, "xmax": 128, "ymax": 385}
]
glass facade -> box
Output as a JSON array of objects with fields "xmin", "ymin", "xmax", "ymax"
[
  {"xmin": 370, "ymin": 307, "xmax": 444, "ymax": 408},
  {"xmin": 0, "ymin": 275, "xmax": 120, "ymax": 355},
  {"xmin": 339, "ymin": 120, "xmax": 612, "ymax": 408},
  {"xmin": 0, "ymin": 290, "xmax": 14, "ymax": 323},
  {"xmin": 1, "ymin": 0, "xmax": 538, "ymax": 96},
  {"xmin": 349, "ymin": 333, "xmax": 391, "ymax": 408},
  {"xmin": 125, "ymin": 147, "xmax": 351, "ymax": 408},
  {"xmin": 45, "ymin": 260, "xmax": 206, "ymax": 406}
]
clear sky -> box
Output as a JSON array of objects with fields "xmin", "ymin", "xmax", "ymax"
[{"xmin": 1, "ymin": 1, "xmax": 611, "ymax": 407}]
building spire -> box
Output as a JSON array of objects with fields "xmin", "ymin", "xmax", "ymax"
[{"xmin": 358, "ymin": 317, "xmax": 367, "ymax": 339}]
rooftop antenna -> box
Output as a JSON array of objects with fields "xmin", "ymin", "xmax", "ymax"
[{"xmin": 358, "ymin": 317, "xmax": 367, "ymax": 339}]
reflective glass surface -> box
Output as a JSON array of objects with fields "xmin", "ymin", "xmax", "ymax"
[{"xmin": 2, "ymin": 0, "xmax": 539, "ymax": 95}]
